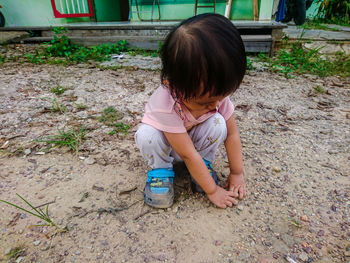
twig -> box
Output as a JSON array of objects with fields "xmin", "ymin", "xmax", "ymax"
[
  {"xmin": 35, "ymin": 199, "xmax": 56, "ymax": 209},
  {"xmin": 133, "ymin": 209, "xmax": 151, "ymax": 221}
]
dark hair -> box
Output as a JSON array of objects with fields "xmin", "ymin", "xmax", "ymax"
[{"xmin": 161, "ymin": 13, "xmax": 246, "ymax": 100}]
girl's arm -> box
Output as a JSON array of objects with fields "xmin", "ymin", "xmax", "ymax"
[
  {"xmin": 164, "ymin": 131, "xmax": 237, "ymax": 208},
  {"xmin": 224, "ymin": 114, "xmax": 247, "ymax": 199}
]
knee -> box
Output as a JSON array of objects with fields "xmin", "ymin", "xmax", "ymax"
[
  {"xmin": 135, "ymin": 124, "xmax": 169, "ymax": 150},
  {"xmin": 206, "ymin": 113, "xmax": 227, "ymax": 139}
]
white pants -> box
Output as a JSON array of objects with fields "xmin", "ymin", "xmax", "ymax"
[{"xmin": 135, "ymin": 113, "xmax": 227, "ymax": 169}]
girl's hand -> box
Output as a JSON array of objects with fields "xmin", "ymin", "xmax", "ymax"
[
  {"xmin": 224, "ymin": 173, "xmax": 247, "ymax": 200},
  {"xmin": 207, "ymin": 186, "xmax": 238, "ymax": 209}
]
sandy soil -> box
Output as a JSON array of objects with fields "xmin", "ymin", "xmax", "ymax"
[{"xmin": 0, "ymin": 45, "xmax": 349, "ymax": 263}]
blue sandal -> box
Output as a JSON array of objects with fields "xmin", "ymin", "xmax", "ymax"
[
  {"xmin": 191, "ymin": 159, "xmax": 219, "ymax": 193},
  {"xmin": 144, "ymin": 168, "xmax": 175, "ymax": 208}
]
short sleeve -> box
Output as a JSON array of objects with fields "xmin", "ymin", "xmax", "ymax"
[
  {"xmin": 218, "ymin": 97, "xmax": 234, "ymax": 120},
  {"xmin": 141, "ymin": 86, "xmax": 187, "ymax": 133}
]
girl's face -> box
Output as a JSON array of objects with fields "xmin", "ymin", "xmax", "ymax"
[{"xmin": 182, "ymin": 93, "xmax": 226, "ymax": 112}]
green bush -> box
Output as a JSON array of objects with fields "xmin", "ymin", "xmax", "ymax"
[
  {"xmin": 26, "ymin": 27, "xmax": 129, "ymax": 64},
  {"xmin": 315, "ymin": 0, "xmax": 350, "ymax": 24}
]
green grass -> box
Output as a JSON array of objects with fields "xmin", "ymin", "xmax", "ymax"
[
  {"xmin": 300, "ymin": 19, "xmax": 340, "ymax": 31},
  {"xmin": 99, "ymin": 107, "xmax": 130, "ymax": 135},
  {"xmin": 51, "ymin": 98, "xmax": 67, "ymax": 114},
  {"xmin": 258, "ymin": 42, "xmax": 350, "ymax": 78},
  {"xmin": 50, "ymin": 86, "xmax": 67, "ymax": 95},
  {"xmin": 314, "ymin": 86, "xmax": 327, "ymax": 94},
  {"xmin": 5, "ymin": 244, "xmax": 25, "ymax": 260},
  {"xmin": 108, "ymin": 123, "xmax": 130, "ymax": 135},
  {"xmin": 36, "ymin": 127, "xmax": 88, "ymax": 152},
  {"xmin": 0, "ymin": 193, "xmax": 66, "ymax": 232},
  {"xmin": 98, "ymin": 106, "xmax": 122, "ymax": 124},
  {"xmin": 23, "ymin": 27, "xmax": 129, "ymax": 65},
  {"xmin": 74, "ymin": 103, "xmax": 88, "ymax": 110}
]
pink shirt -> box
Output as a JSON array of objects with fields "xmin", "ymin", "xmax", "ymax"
[{"xmin": 142, "ymin": 85, "xmax": 235, "ymax": 133}]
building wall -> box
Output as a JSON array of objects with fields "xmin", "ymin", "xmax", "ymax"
[
  {"xmin": 1, "ymin": 0, "xmax": 274, "ymax": 27},
  {"xmin": 129, "ymin": 0, "xmax": 272, "ymax": 21},
  {"xmin": 1, "ymin": 0, "xmax": 91, "ymax": 27}
]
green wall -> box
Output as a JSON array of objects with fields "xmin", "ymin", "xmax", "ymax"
[
  {"xmin": 1, "ymin": 0, "xmax": 91, "ymax": 27},
  {"xmin": 130, "ymin": 0, "xmax": 255, "ymax": 21},
  {"xmin": 1, "ymin": 0, "xmax": 273, "ymax": 27}
]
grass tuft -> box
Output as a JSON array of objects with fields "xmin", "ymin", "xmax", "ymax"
[
  {"xmin": 50, "ymin": 86, "xmax": 67, "ymax": 95},
  {"xmin": 258, "ymin": 42, "xmax": 350, "ymax": 78},
  {"xmin": 0, "ymin": 194, "xmax": 66, "ymax": 232},
  {"xmin": 6, "ymin": 244, "xmax": 26, "ymax": 260},
  {"xmin": 36, "ymin": 127, "xmax": 88, "ymax": 153}
]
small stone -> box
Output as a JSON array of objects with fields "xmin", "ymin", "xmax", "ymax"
[
  {"xmin": 24, "ymin": 149, "xmax": 31, "ymax": 155},
  {"xmin": 299, "ymin": 252, "xmax": 308, "ymax": 262},
  {"xmin": 84, "ymin": 157, "xmax": 95, "ymax": 165},
  {"xmin": 272, "ymin": 166, "xmax": 281, "ymax": 172},
  {"xmin": 15, "ymin": 257, "xmax": 24, "ymax": 263},
  {"xmin": 300, "ymin": 215, "xmax": 310, "ymax": 222},
  {"xmin": 75, "ymin": 250, "xmax": 81, "ymax": 255},
  {"xmin": 214, "ymin": 240, "xmax": 222, "ymax": 246},
  {"xmin": 237, "ymin": 205, "xmax": 244, "ymax": 211},
  {"xmin": 5, "ymin": 247, "xmax": 12, "ymax": 255},
  {"xmin": 33, "ymin": 240, "xmax": 41, "ymax": 246},
  {"xmin": 315, "ymin": 243, "xmax": 322, "ymax": 249},
  {"xmin": 37, "ymin": 194, "xmax": 45, "ymax": 199},
  {"xmin": 317, "ymin": 230, "xmax": 324, "ymax": 237},
  {"xmin": 331, "ymin": 204, "xmax": 337, "ymax": 212}
]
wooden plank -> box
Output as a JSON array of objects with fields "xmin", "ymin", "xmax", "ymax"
[{"xmin": 253, "ymin": 0, "xmax": 259, "ymax": 21}]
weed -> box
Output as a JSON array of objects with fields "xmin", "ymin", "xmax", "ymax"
[
  {"xmin": 127, "ymin": 47, "xmax": 159, "ymax": 57},
  {"xmin": 314, "ymin": 86, "xmax": 326, "ymax": 94},
  {"xmin": 289, "ymin": 218, "xmax": 302, "ymax": 228},
  {"xmin": 75, "ymin": 103, "xmax": 88, "ymax": 110},
  {"xmin": 25, "ymin": 27, "xmax": 129, "ymax": 64},
  {"xmin": 51, "ymin": 98, "xmax": 67, "ymax": 113},
  {"xmin": 109, "ymin": 123, "xmax": 130, "ymax": 135},
  {"xmin": 36, "ymin": 127, "xmax": 88, "ymax": 152},
  {"xmin": 300, "ymin": 19, "xmax": 340, "ymax": 31},
  {"xmin": 6, "ymin": 244, "xmax": 25, "ymax": 260},
  {"xmin": 259, "ymin": 42, "xmax": 350, "ymax": 78},
  {"xmin": 50, "ymin": 85, "xmax": 67, "ymax": 95},
  {"xmin": 246, "ymin": 57, "xmax": 253, "ymax": 70},
  {"xmin": 98, "ymin": 106, "xmax": 122, "ymax": 124},
  {"xmin": 25, "ymin": 52, "xmax": 45, "ymax": 64},
  {"xmin": 0, "ymin": 54, "xmax": 4, "ymax": 64},
  {"xmin": 0, "ymin": 193, "xmax": 66, "ymax": 232}
]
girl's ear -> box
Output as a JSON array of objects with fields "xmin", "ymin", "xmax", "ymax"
[{"xmin": 162, "ymin": 79, "xmax": 170, "ymax": 87}]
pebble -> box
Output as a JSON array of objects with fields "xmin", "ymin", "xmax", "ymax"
[
  {"xmin": 237, "ymin": 205, "xmax": 244, "ymax": 211},
  {"xmin": 272, "ymin": 166, "xmax": 281, "ymax": 172},
  {"xmin": 24, "ymin": 149, "xmax": 31, "ymax": 155},
  {"xmin": 37, "ymin": 194, "xmax": 45, "ymax": 199},
  {"xmin": 317, "ymin": 230, "xmax": 324, "ymax": 237},
  {"xmin": 75, "ymin": 250, "xmax": 81, "ymax": 255},
  {"xmin": 15, "ymin": 257, "xmax": 24, "ymax": 263},
  {"xmin": 84, "ymin": 157, "xmax": 96, "ymax": 165},
  {"xmin": 214, "ymin": 240, "xmax": 222, "ymax": 246},
  {"xmin": 33, "ymin": 240, "xmax": 41, "ymax": 246},
  {"xmin": 299, "ymin": 252, "xmax": 308, "ymax": 262}
]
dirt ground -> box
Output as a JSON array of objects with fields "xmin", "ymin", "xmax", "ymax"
[{"xmin": 0, "ymin": 45, "xmax": 349, "ymax": 263}]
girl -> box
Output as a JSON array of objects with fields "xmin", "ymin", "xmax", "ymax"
[{"xmin": 135, "ymin": 13, "xmax": 247, "ymax": 209}]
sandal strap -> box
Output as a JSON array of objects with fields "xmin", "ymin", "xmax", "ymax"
[
  {"xmin": 203, "ymin": 158, "xmax": 213, "ymax": 169},
  {"xmin": 147, "ymin": 168, "xmax": 175, "ymax": 180}
]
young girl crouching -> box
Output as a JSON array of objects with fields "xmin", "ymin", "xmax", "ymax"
[{"xmin": 135, "ymin": 13, "xmax": 247, "ymax": 209}]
